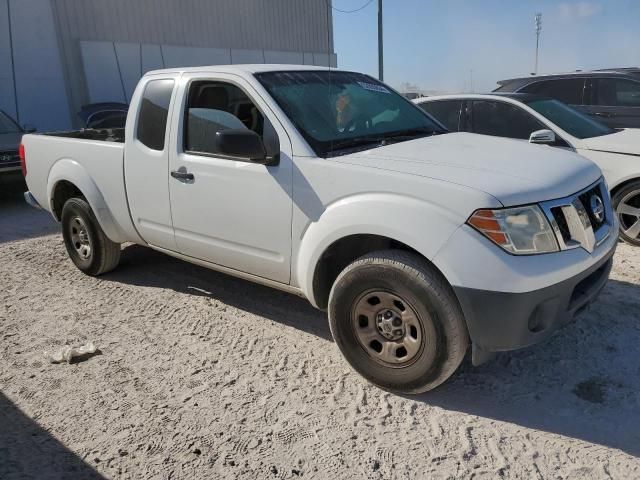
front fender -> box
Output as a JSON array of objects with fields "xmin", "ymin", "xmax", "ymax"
[
  {"xmin": 47, "ymin": 159, "xmax": 128, "ymax": 243},
  {"xmin": 295, "ymin": 193, "xmax": 464, "ymax": 307}
]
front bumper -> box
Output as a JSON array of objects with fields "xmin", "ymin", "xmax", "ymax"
[{"xmin": 454, "ymin": 241, "xmax": 616, "ymax": 364}]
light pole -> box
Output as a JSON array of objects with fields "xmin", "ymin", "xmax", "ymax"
[
  {"xmin": 378, "ymin": 0, "xmax": 384, "ymax": 81},
  {"xmin": 534, "ymin": 13, "xmax": 542, "ymax": 75}
]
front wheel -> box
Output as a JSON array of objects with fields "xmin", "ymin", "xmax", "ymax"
[
  {"xmin": 61, "ymin": 197, "xmax": 121, "ymax": 276},
  {"xmin": 612, "ymin": 180, "xmax": 640, "ymax": 247},
  {"xmin": 328, "ymin": 250, "xmax": 469, "ymax": 394}
]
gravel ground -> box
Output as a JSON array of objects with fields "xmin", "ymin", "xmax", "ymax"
[{"xmin": 1, "ymin": 179, "xmax": 640, "ymax": 479}]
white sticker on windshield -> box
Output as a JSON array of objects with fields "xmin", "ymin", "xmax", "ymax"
[{"xmin": 357, "ymin": 81, "xmax": 390, "ymax": 94}]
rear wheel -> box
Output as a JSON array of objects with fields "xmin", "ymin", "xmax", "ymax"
[
  {"xmin": 61, "ymin": 197, "xmax": 121, "ymax": 276},
  {"xmin": 328, "ymin": 250, "xmax": 469, "ymax": 394},
  {"xmin": 612, "ymin": 180, "xmax": 640, "ymax": 246}
]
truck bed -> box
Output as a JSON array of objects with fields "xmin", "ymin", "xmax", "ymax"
[
  {"xmin": 22, "ymin": 130, "xmax": 141, "ymax": 244},
  {"xmin": 44, "ymin": 128, "xmax": 125, "ymax": 143}
]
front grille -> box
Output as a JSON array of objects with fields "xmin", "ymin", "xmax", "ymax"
[
  {"xmin": 0, "ymin": 151, "xmax": 20, "ymax": 168},
  {"xmin": 540, "ymin": 179, "xmax": 612, "ymax": 254},
  {"xmin": 578, "ymin": 185, "xmax": 607, "ymax": 229},
  {"xmin": 550, "ymin": 206, "xmax": 571, "ymax": 244}
]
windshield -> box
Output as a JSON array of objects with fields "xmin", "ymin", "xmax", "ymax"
[
  {"xmin": 255, "ymin": 71, "xmax": 446, "ymax": 157},
  {"xmin": 525, "ymin": 99, "xmax": 614, "ymax": 139},
  {"xmin": 0, "ymin": 111, "xmax": 21, "ymax": 134}
]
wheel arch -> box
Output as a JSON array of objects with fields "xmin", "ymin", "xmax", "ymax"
[
  {"xmin": 610, "ymin": 175, "xmax": 640, "ymax": 199},
  {"xmin": 296, "ymin": 193, "xmax": 463, "ymax": 309},
  {"xmin": 48, "ymin": 159, "xmax": 127, "ymax": 243}
]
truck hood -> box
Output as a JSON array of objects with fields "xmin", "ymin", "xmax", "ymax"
[
  {"xmin": 332, "ymin": 132, "xmax": 602, "ymax": 206},
  {"xmin": 580, "ymin": 128, "xmax": 640, "ymax": 156}
]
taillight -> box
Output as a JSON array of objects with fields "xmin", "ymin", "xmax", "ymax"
[{"xmin": 19, "ymin": 143, "xmax": 26, "ymax": 177}]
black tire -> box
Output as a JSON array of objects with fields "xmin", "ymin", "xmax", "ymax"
[
  {"xmin": 328, "ymin": 250, "xmax": 468, "ymax": 394},
  {"xmin": 61, "ymin": 197, "xmax": 121, "ymax": 276},
  {"xmin": 612, "ymin": 180, "xmax": 640, "ymax": 247}
]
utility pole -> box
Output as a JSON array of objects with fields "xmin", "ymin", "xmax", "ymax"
[
  {"xmin": 534, "ymin": 13, "xmax": 542, "ymax": 75},
  {"xmin": 378, "ymin": 0, "xmax": 384, "ymax": 81}
]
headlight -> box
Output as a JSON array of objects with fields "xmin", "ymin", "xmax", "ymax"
[{"xmin": 467, "ymin": 205, "xmax": 559, "ymax": 255}]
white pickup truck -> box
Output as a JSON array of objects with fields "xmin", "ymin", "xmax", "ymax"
[{"xmin": 22, "ymin": 65, "xmax": 618, "ymax": 394}]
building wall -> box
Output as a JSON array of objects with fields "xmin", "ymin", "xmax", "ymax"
[
  {"xmin": 52, "ymin": 0, "xmax": 334, "ymax": 53},
  {"xmin": 0, "ymin": 0, "xmax": 71, "ymax": 130},
  {"xmin": 78, "ymin": 41, "xmax": 337, "ymax": 105},
  {"xmin": 0, "ymin": 0, "xmax": 336, "ymax": 130}
]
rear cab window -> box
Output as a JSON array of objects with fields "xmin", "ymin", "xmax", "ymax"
[{"xmin": 137, "ymin": 79, "xmax": 175, "ymax": 151}]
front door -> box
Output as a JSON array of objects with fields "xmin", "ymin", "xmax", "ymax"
[{"xmin": 167, "ymin": 74, "xmax": 293, "ymax": 283}]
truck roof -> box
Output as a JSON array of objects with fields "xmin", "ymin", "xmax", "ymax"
[{"xmin": 145, "ymin": 64, "xmax": 332, "ymax": 77}]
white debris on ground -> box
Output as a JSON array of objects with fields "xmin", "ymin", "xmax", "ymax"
[
  {"xmin": 1, "ymin": 201, "xmax": 639, "ymax": 479},
  {"xmin": 45, "ymin": 341, "xmax": 98, "ymax": 364}
]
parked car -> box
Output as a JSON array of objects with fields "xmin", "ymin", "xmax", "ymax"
[
  {"xmin": 0, "ymin": 110, "xmax": 34, "ymax": 176},
  {"xmin": 402, "ymin": 92, "xmax": 426, "ymax": 100},
  {"xmin": 78, "ymin": 102, "xmax": 129, "ymax": 129},
  {"xmin": 22, "ymin": 65, "xmax": 617, "ymax": 394},
  {"xmin": 415, "ymin": 93, "xmax": 640, "ymax": 245},
  {"xmin": 494, "ymin": 68, "xmax": 640, "ymax": 128}
]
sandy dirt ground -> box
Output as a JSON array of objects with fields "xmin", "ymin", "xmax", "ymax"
[{"xmin": 1, "ymin": 178, "xmax": 640, "ymax": 479}]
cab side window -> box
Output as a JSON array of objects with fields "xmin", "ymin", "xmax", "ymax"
[
  {"xmin": 137, "ymin": 79, "xmax": 175, "ymax": 151},
  {"xmin": 596, "ymin": 78, "xmax": 640, "ymax": 107},
  {"xmin": 471, "ymin": 100, "xmax": 544, "ymax": 140},
  {"xmin": 418, "ymin": 100, "xmax": 463, "ymax": 132},
  {"xmin": 522, "ymin": 79, "xmax": 585, "ymax": 105},
  {"xmin": 185, "ymin": 81, "xmax": 265, "ymax": 156}
]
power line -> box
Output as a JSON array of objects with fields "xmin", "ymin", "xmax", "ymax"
[{"xmin": 332, "ymin": 0, "xmax": 374, "ymax": 14}]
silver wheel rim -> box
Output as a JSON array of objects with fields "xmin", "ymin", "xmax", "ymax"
[
  {"xmin": 69, "ymin": 216, "xmax": 92, "ymax": 259},
  {"xmin": 617, "ymin": 190, "xmax": 640, "ymax": 240},
  {"xmin": 352, "ymin": 290, "xmax": 423, "ymax": 367}
]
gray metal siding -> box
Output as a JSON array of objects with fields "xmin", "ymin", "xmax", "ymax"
[
  {"xmin": 0, "ymin": 0, "xmax": 71, "ymax": 129},
  {"xmin": 4, "ymin": 0, "xmax": 335, "ymax": 129},
  {"xmin": 52, "ymin": 0, "xmax": 333, "ymax": 53}
]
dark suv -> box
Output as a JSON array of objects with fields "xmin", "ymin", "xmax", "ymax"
[{"xmin": 494, "ymin": 68, "xmax": 640, "ymax": 129}]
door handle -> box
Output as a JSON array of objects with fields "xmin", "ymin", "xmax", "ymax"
[
  {"xmin": 594, "ymin": 112, "xmax": 612, "ymax": 118},
  {"xmin": 171, "ymin": 170, "xmax": 194, "ymax": 181}
]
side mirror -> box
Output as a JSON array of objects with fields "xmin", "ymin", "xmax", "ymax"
[
  {"xmin": 215, "ymin": 129, "xmax": 275, "ymax": 165},
  {"xmin": 529, "ymin": 129, "xmax": 555, "ymax": 145},
  {"xmin": 23, "ymin": 124, "xmax": 37, "ymax": 133}
]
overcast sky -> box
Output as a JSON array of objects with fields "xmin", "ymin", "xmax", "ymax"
[{"xmin": 332, "ymin": 0, "xmax": 640, "ymax": 93}]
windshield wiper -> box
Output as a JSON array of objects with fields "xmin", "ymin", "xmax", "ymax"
[
  {"xmin": 326, "ymin": 136, "xmax": 389, "ymax": 155},
  {"xmin": 383, "ymin": 128, "xmax": 441, "ymax": 140},
  {"xmin": 325, "ymin": 128, "xmax": 443, "ymax": 157}
]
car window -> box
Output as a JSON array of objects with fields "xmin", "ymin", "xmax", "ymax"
[
  {"xmin": 522, "ymin": 79, "xmax": 585, "ymax": 105},
  {"xmin": 184, "ymin": 81, "xmax": 265, "ymax": 156},
  {"xmin": 255, "ymin": 70, "xmax": 444, "ymax": 157},
  {"xmin": 596, "ymin": 78, "xmax": 640, "ymax": 107},
  {"xmin": 471, "ymin": 100, "xmax": 544, "ymax": 140},
  {"xmin": 526, "ymin": 98, "xmax": 613, "ymax": 139},
  {"xmin": 418, "ymin": 100, "xmax": 462, "ymax": 131},
  {"xmin": 136, "ymin": 79, "xmax": 174, "ymax": 151}
]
